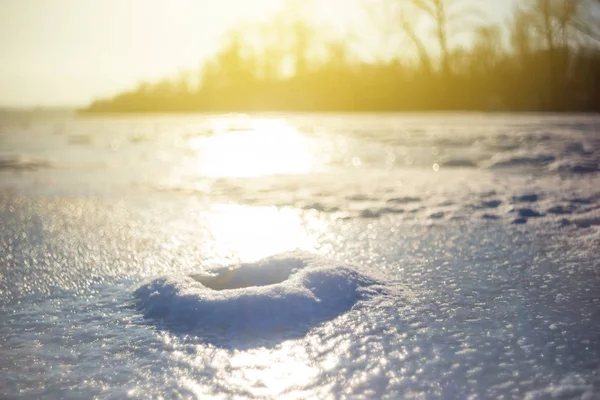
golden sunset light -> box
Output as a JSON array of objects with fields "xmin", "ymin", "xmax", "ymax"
[
  {"xmin": 0, "ymin": 0, "xmax": 359, "ymax": 107},
  {"xmin": 0, "ymin": 0, "xmax": 518, "ymax": 108}
]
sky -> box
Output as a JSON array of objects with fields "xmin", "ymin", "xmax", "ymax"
[{"xmin": 0, "ymin": 0, "xmax": 515, "ymax": 108}]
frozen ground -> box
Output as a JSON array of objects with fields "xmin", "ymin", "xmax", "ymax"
[{"xmin": 1, "ymin": 112, "xmax": 600, "ymax": 399}]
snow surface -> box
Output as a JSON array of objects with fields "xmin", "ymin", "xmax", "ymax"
[{"xmin": 1, "ymin": 112, "xmax": 600, "ymax": 399}]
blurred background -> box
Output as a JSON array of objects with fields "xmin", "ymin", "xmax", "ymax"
[{"xmin": 2, "ymin": 0, "xmax": 600, "ymax": 112}]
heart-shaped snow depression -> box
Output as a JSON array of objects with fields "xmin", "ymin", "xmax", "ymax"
[{"xmin": 134, "ymin": 251, "xmax": 382, "ymax": 337}]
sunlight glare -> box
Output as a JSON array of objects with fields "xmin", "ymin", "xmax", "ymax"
[
  {"xmin": 195, "ymin": 118, "xmax": 316, "ymax": 177},
  {"xmin": 227, "ymin": 344, "xmax": 319, "ymax": 397},
  {"xmin": 207, "ymin": 205, "xmax": 316, "ymax": 262},
  {"xmin": 172, "ymin": 341, "xmax": 320, "ymax": 399}
]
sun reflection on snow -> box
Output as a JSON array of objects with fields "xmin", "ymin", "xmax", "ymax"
[
  {"xmin": 194, "ymin": 118, "xmax": 316, "ymax": 178},
  {"xmin": 206, "ymin": 204, "xmax": 321, "ymax": 263},
  {"xmin": 173, "ymin": 342, "xmax": 320, "ymax": 399},
  {"xmin": 227, "ymin": 345, "xmax": 319, "ymax": 398},
  {"xmin": 164, "ymin": 119, "xmax": 331, "ymax": 397}
]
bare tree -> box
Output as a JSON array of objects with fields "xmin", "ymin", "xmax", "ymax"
[
  {"xmin": 362, "ymin": 0, "xmax": 430, "ymax": 70},
  {"xmin": 514, "ymin": 0, "xmax": 600, "ymax": 107},
  {"xmin": 399, "ymin": 11, "xmax": 433, "ymax": 74},
  {"xmin": 508, "ymin": 7, "xmax": 535, "ymax": 64},
  {"xmin": 405, "ymin": 0, "xmax": 485, "ymax": 76},
  {"xmin": 472, "ymin": 25, "xmax": 502, "ymax": 70},
  {"xmin": 571, "ymin": 0, "xmax": 600, "ymax": 45},
  {"xmin": 520, "ymin": 0, "xmax": 600, "ymax": 53}
]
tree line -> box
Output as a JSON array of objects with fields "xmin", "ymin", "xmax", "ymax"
[{"xmin": 84, "ymin": 0, "xmax": 600, "ymax": 113}]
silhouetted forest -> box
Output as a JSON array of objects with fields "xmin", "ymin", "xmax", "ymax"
[{"xmin": 84, "ymin": 0, "xmax": 600, "ymax": 113}]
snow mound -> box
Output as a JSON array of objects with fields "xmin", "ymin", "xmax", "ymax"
[{"xmin": 133, "ymin": 252, "xmax": 382, "ymax": 337}]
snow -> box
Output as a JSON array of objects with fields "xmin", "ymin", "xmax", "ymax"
[
  {"xmin": 134, "ymin": 252, "xmax": 382, "ymax": 339},
  {"xmin": 1, "ymin": 112, "xmax": 600, "ymax": 399}
]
